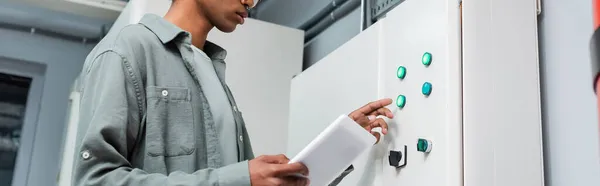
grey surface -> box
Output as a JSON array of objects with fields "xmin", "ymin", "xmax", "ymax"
[
  {"xmin": 305, "ymin": 0, "xmax": 361, "ymax": 41},
  {"xmin": 538, "ymin": 0, "xmax": 600, "ymax": 185},
  {"xmin": 0, "ymin": 27, "xmax": 96, "ymax": 186},
  {"xmin": 254, "ymin": 0, "xmax": 363, "ymax": 68},
  {"xmin": 0, "ymin": 56, "xmax": 46, "ymax": 186},
  {"xmin": 298, "ymin": 0, "xmax": 348, "ymax": 30},
  {"xmin": 370, "ymin": 0, "xmax": 404, "ymax": 21},
  {"xmin": 304, "ymin": 8, "xmax": 361, "ymax": 69},
  {"xmin": 255, "ymin": 0, "xmax": 334, "ymax": 28},
  {"xmin": 0, "ymin": 169, "xmax": 13, "ymax": 186},
  {"xmin": 0, "ymin": 1, "xmax": 113, "ymax": 40}
]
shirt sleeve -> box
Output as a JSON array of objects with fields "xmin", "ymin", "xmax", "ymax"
[{"xmin": 73, "ymin": 50, "xmax": 251, "ymax": 186}]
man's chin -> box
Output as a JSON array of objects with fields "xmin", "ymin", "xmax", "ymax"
[{"xmin": 215, "ymin": 24, "xmax": 237, "ymax": 33}]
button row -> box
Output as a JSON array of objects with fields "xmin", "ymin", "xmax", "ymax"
[{"xmin": 395, "ymin": 52, "xmax": 434, "ymax": 109}]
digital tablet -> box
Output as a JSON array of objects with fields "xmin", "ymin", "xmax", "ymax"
[{"xmin": 289, "ymin": 114, "xmax": 377, "ymax": 186}]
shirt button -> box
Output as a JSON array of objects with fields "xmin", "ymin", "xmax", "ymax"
[
  {"xmin": 239, "ymin": 135, "xmax": 243, "ymax": 142},
  {"xmin": 161, "ymin": 90, "xmax": 168, "ymax": 96},
  {"xmin": 81, "ymin": 150, "xmax": 91, "ymax": 160},
  {"xmin": 233, "ymin": 106, "xmax": 238, "ymax": 112}
]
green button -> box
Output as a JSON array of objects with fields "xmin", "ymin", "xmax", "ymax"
[
  {"xmin": 396, "ymin": 95, "xmax": 406, "ymax": 108},
  {"xmin": 422, "ymin": 52, "xmax": 432, "ymax": 66},
  {"xmin": 422, "ymin": 82, "xmax": 432, "ymax": 96},
  {"xmin": 397, "ymin": 66, "xmax": 407, "ymax": 79},
  {"xmin": 417, "ymin": 138, "xmax": 432, "ymax": 152}
]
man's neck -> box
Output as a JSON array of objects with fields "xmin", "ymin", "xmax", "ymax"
[{"xmin": 164, "ymin": 1, "xmax": 213, "ymax": 50}]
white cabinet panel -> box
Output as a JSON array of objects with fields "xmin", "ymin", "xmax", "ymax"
[
  {"xmin": 287, "ymin": 23, "xmax": 382, "ymax": 186},
  {"xmin": 462, "ymin": 0, "xmax": 544, "ymax": 185}
]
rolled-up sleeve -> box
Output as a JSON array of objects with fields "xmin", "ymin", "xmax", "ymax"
[{"xmin": 73, "ymin": 50, "xmax": 251, "ymax": 186}]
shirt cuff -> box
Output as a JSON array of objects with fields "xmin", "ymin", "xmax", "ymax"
[{"xmin": 218, "ymin": 161, "xmax": 251, "ymax": 186}]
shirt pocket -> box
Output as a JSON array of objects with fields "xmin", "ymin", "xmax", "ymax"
[{"xmin": 145, "ymin": 86, "xmax": 196, "ymax": 157}]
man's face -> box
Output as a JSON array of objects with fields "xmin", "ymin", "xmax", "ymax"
[{"xmin": 198, "ymin": 0, "xmax": 255, "ymax": 33}]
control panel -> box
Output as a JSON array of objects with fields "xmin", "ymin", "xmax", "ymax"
[
  {"xmin": 288, "ymin": 0, "xmax": 543, "ymax": 185},
  {"xmin": 378, "ymin": 1, "xmax": 462, "ymax": 185}
]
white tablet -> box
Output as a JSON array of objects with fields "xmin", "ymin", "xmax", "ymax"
[{"xmin": 289, "ymin": 114, "xmax": 377, "ymax": 186}]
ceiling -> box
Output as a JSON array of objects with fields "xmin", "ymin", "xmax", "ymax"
[
  {"xmin": 3, "ymin": 0, "xmax": 322, "ymax": 28},
  {"xmin": 0, "ymin": 0, "xmax": 124, "ymax": 40},
  {"xmin": 0, "ymin": 0, "xmax": 336, "ymax": 40},
  {"xmin": 6, "ymin": 0, "xmax": 123, "ymax": 22},
  {"xmin": 255, "ymin": 0, "xmax": 333, "ymax": 28}
]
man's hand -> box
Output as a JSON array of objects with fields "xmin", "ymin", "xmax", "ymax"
[
  {"xmin": 349, "ymin": 98, "xmax": 395, "ymax": 143},
  {"xmin": 249, "ymin": 154, "xmax": 309, "ymax": 186}
]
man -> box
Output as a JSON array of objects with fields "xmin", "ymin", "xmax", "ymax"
[{"xmin": 73, "ymin": 0, "xmax": 394, "ymax": 185}]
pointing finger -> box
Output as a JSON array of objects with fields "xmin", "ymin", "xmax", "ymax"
[
  {"xmin": 369, "ymin": 107, "xmax": 394, "ymax": 119},
  {"xmin": 356, "ymin": 98, "xmax": 393, "ymax": 115}
]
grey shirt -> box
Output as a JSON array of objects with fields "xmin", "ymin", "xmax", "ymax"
[
  {"xmin": 191, "ymin": 45, "xmax": 238, "ymax": 165},
  {"xmin": 72, "ymin": 13, "xmax": 353, "ymax": 186}
]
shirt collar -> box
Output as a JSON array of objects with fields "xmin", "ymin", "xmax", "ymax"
[{"xmin": 139, "ymin": 14, "xmax": 228, "ymax": 61}]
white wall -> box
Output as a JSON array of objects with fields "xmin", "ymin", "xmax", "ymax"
[
  {"xmin": 0, "ymin": 28, "xmax": 95, "ymax": 186},
  {"xmin": 538, "ymin": 0, "xmax": 600, "ymax": 185}
]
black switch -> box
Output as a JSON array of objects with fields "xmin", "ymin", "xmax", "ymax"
[{"xmin": 388, "ymin": 145, "xmax": 407, "ymax": 168}]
